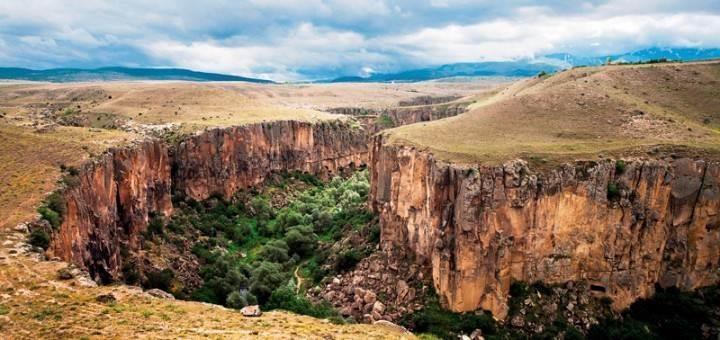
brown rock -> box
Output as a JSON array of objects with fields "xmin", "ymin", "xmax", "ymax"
[{"xmin": 370, "ymin": 134, "xmax": 720, "ymax": 319}]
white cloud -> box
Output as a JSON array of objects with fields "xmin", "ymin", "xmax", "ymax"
[
  {"xmin": 0, "ymin": 1, "xmax": 719, "ymax": 79},
  {"xmin": 380, "ymin": 12, "xmax": 720, "ymax": 64}
]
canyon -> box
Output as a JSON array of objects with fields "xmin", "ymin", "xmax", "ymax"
[
  {"xmin": 48, "ymin": 120, "xmax": 368, "ymax": 282},
  {"xmin": 6, "ymin": 61, "xmax": 720, "ymax": 338}
]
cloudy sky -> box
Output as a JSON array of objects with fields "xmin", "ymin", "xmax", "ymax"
[{"xmin": 1, "ymin": 0, "xmax": 719, "ymax": 81}]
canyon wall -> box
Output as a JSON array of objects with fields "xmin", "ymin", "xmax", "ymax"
[
  {"xmin": 328, "ymin": 101, "xmax": 469, "ymax": 133},
  {"xmin": 50, "ymin": 140, "xmax": 173, "ymax": 282},
  {"xmin": 173, "ymin": 120, "xmax": 368, "ymax": 201},
  {"xmin": 49, "ymin": 120, "xmax": 368, "ymax": 281},
  {"xmin": 369, "ymin": 135, "xmax": 720, "ymax": 319}
]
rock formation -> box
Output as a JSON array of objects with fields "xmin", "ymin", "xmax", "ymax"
[
  {"xmin": 174, "ymin": 120, "xmax": 367, "ymax": 201},
  {"xmin": 369, "ymin": 134, "xmax": 720, "ymax": 318},
  {"xmin": 48, "ymin": 120, "xmax": 368, "ymax": 281}
]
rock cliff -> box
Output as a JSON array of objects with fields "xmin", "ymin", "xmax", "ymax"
[
  {"xmin": 174, "ymin": 120, "xmax": 368, "ymax": 201},
  {"xmin": 50, "ymin": 140, "xmax": 173, "ymax": 282},
  {"xmin": 48, "ymin": 120, "xmax": 368, "ymax": 281},
  {"xmin": 369, "ymin": 134, "xmax": 720, "ymax": 318}
]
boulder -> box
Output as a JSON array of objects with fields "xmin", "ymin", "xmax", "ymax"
[
  {"xmin": 240, "ymin": 305, "xmax": 262, "ymax": 317},
  {"xmin": 96, "ymin": 293, "xmax": 117, "ymax": 304},
  {"xmin": 145, "ymin": 288, "xmax": 175, "ymax": 299}
]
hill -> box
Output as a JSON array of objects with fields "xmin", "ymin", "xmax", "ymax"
[
  {"xmin": 384, "ymin": 60, "xmax": 720, "ymax": 166},
  {"xmin": 0, "ymin": 67, "xmax": 274, "ymax": 83}
]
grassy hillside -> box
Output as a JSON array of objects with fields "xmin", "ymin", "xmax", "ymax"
[
  {"xmin": 0, "ymin": 233, "xmax": 411, "ymax": 339},
  {"xmin": 385, "ymin": 61, "xmax": 720, "ymax": 166}
]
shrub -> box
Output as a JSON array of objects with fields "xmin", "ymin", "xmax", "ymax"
[
  {"xmin": 146, "ymin": 213, "xmax": 164, "ymax": 237},
  {"xmin": 250, "ymin": 261, "xmax": 286, "ymax": 304},
  {"xmin": 401, "ymin": 295, "xmax": 498, "ymax": 339},
  {"xmin": 284, "ymin": 225, "xmax": 317, "ymax": 257},
  {"xmin": 37, "ymin": 207, "xmax": 61, "ymax": 229},
  {"xmin": 615, "ymin": 160, "xmax": 626, "ymax": 175},
  {"xmin": 226, "ymin": 291, "xmax": 248, "ymax": 309},
  {"xmin": 266, "ymin": 283, "xmax": 343, "ymax": 322},
  {"xmin": 335, "ymin": 249, "xmax": 362, "ymax": 273},
  {"xmin": 258, "ymin": 240, "xmax": 290, "ymax": 263},
  {"xmin": 607, "ymin": 183, "xmax": 621, "ymax": 201},
  {"xmin": 376, "ymin": 114, "xmax": 394, "ymax": 128},
  {"xmin": 29, "ymin": 228, "xmax": 51, "ymax": 250},
  {"xmin": 144, "ymin": 269, "xmax": 174, "ymax": 292}
]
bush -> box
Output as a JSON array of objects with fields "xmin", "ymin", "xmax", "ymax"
[
  {"xmin": 144, "ymin": 269, "xmax": 174, "ymax": 292},
  {"xmin": 615, "ymin": 160, "xmax": 626, "ymax": 175},
  {"xmin": 376, "ymin": 114, "xmax": 394, "ymax": 128},
  {"xmin": 335, "ymin": 249, "xmax": 362, "ymax": 273},
  {"xmin": 401, "ymin": 295, "xmax": 498, "ymax": 339},
  {"xmin": 607, "ymin": 183, "xmax": 621, "ymax": 201},
  {"xmin": 37, "ymin": 207, "xmax": 61, "ymax": 229},
  {"xmin": 146, "ymin": 213, "xmax": 164, "ymax": 237},
  {"xmin": 266, "ymin": 284, "xmax": 343, "ymax": 322},
  {"xmin": 29, "ymin": 228, "xmax": 51, "ymax": 250},
  {"xmin": 226, "ymin": 291, "xmax": 248, "ymax": 309},
  {"xmin": 250, "ymin": 261, "xmax": 286, "ymax": 304},
  {"xmin": 284, "ymin": 225, "xmax": 317, "ymax": 257},
  {"xmin": 258, "ymin": 240, "xmax": 290, "ymax": 263}
]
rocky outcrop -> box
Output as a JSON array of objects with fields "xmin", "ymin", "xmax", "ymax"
[
  {"xmin": 309, "ymin": 248, "xmax": 431, "ymax": 323},
  {"xmin": 48, "ymin": 120, "xmax": 368, "ymax": 281},
  {"xmin": 369, "ymin": 134, "xmax": 720, "ymax": 318},
  {"xmin": 174, "ymin": 120, "xmax": 368, "ymax": 201}
]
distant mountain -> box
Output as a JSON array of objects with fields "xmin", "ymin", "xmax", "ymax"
[
  {"xmin": 0, "ymin": 67, "xmax": 274, "ymax": 83},
  {"xmin": 329, "ymin": 61, "xmax": 561, "ymax": 83},
  {"xmin": 329, "ymin": 47, "xmax": 720, "ymax": 83},
  {"xmin": 608, "ymin": 47, "xmax": 720, "ymax": 64}
]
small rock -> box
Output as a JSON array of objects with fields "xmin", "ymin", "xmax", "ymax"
[
  {"xmin": 96, "ymin": 293, "xmax": 117, "ymax": 304},
  {"xmin": 364, "ymin": 291, "xmax": 377, "ymax": 304},
  {"xmin": 57, "ymin": 267, "xmax": 74, "ymax": 280},
  {"xmin": 332, "ymin": 277, "xmax": 341, "ymax": 285},
  {"xmin": 240, "ymin": 305, "xmax": 262, "ymax": 317},
  {"xmin": 76, "ymin": 277, "xmax": 97, "ymax": 287},
  {"xmin": 373, "ymin": 320, "xmax": 409, "ymax": 334},
  {"xmin": 470, "ymin": 328, "xmax": 484, "ymax": 340},
  {"xmin": 372, "ymin": 301, "xmax": 385, "ymax": 314},
  {"xmin": 146, "ymin": 288, "xmax": 175, "ymax": 299},
  {"xmin": 13, "ymin": 224, "xmax": 29, "ymax": 233}
]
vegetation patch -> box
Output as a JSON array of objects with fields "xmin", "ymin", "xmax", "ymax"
[{"xmin": 149, "ymin": 170, "xmax": 377, "ymax": 320}]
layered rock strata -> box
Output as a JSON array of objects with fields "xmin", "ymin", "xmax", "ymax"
[{"xmin": 369, "ymin": 134, "xmax": 720, "ymax": 318}]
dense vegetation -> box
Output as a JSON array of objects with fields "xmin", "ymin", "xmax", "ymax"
[
  {"xmin": 588, "ymin": 285, "xmax": 720, "ymax": 340},
  {"xmin": 151, "ymin": 170, "xmax": 377, "ymax": 321}
]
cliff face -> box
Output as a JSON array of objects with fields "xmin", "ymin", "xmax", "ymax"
[
  {"xmin": 369, "ymin": 135, "xmax": 720, "ymax": 318},
  {"xmin": 329, "ymin": 101, "xmax": 469, "ymax": 133},
  {"xmin": 50, "ymin": 140, "xmax": 173, "ymax": 282},
  {"xmin": 49, "ymin": 120, "xmax": 368, "ymax": 281},
  {"xmin": 173, "ymin": 120, "xmax": 368, "ymax": 201}
]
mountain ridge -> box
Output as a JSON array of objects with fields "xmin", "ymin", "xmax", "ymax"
[{"xmin": 0, "ymin": 66, "xmax": 274, "ymax": 83}]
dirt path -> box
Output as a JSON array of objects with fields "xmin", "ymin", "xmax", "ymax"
[{"xmin": 293, "ymin": 266, "xmax": 304, "ymax": 294}]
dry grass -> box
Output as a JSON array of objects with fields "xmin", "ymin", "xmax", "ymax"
[
  {"xmin": 0, "ymin": 124, "xmax": 134, "ymax": 229},
  {"xmin": 0, "ymin": 232, "xmax": 411, "ymax": 339},
  {"xmin": 386, "ymin": 60, "xmax": 720, "ymax": 166}
]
